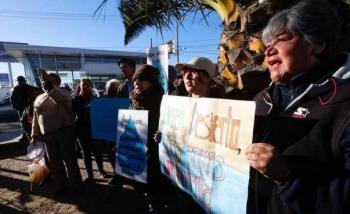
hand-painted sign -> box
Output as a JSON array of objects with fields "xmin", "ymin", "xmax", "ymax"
[
  {"xmin": 158, "ymin": 95, "xmax": 256, "ymax": 214},
  {"xmin": 90, "ymin": 98, "xmax": 130, "ymax": 142},
  {"xmin": 146, "ymin": 44, "xmax": 168, "ymax": 93},
  {"xmin": 116, "ymin": 109, "xmax": 148, "ymax": 184}
]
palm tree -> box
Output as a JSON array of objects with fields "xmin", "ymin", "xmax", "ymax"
[{"xmin": 97, "ymin": 0, "xmax": 350, "ymax": 89}]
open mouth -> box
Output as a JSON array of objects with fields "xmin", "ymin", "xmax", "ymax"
[
  {"xmin": 268, "ymin": 59, "xmax": 281, "ymax": 67},
  {"xmin": 267, "ymin": 59, "xmax": 282, "ymax": 68},
  {"xmin": 185, "ymin": 82, "xmax": 194, "ymax": 87}
]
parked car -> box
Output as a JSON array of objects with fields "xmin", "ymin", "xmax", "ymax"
[
  {"xmin": 0, "ymin": 96, "xmax": 17, "ymax": 118},
  {"xmin": 0, "ymin": 96, "xmax": 11, "ymax": 106}
]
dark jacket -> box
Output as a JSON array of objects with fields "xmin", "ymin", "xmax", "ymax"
[
  {"xmin": 11, "ymin": 84, "xmax": 32, "ymax": 112},
  {"xmin": 248, "ymin": 54, "xmax": 350, "ymax": 214},
  {"xmin": 72, "ymin": 94, "xmax": 96, "ymax": 137},
  {"xmin": 117, "ymin": 79, "xmax": 133, "ymax": 98},
  {"xmin": 129, "ymin": 84, "xmax": 164, "ymax": 185}
]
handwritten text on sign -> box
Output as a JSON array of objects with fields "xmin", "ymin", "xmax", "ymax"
[{"xmin": 158, "ymin": 95, "xmax": 255, "ymax": 214}]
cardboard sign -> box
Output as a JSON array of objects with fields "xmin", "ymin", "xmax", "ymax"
[
  {"xmin": 116, "ymin": 109, "xmax": 148, "ymax": 183},
  {"xmin": 158, "ymin": 95, "xmax": 256, "ymax": 214}
]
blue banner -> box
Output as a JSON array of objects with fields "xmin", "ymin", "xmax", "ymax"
[{"xmin": 90, "ymin": 98, "xmax": 130, "ymax": 142}]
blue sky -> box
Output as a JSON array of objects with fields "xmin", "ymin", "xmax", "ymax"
[{"xmin": 0, "ymin": 0, "xmax": 223, "ymax": 65}]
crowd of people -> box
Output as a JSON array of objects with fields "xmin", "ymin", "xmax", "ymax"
[{"xmin": 9, "ymin": 0, "xmax": 350, "ymax": 213}]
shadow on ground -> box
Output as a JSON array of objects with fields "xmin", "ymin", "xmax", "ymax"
[{"xmin": 0, "ymin": 143, "xmax": 147, "ymax": 214}]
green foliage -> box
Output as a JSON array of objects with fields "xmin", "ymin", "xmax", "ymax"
[{"xmin": 97, "ymin": 0, "xmax": 214, "ymax": 45}]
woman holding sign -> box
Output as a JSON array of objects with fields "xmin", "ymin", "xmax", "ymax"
[{"xmin": 115, "ymin": 64, "xmax": 173, "ymax": 214}]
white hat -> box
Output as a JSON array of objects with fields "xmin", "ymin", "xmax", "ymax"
[{"xmin": 175, "ymin": 57, "xmax": 217, "ymax": 80}]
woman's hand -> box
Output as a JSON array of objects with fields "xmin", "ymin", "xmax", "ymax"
[
  {"xmin": 154, "ymin": 131, "xmax": 162, "ymax": 143},
  {"xmin": 245, "ymin": 143, "xmax": 288, "ymax": 182},
  {"xmin": 245, "ymin": 143, "xmax": 275, "ymax": 176}
]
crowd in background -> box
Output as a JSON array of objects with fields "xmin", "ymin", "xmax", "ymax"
[{"xmin": 9, "ymin": 0, "xmax": 350, "ymax": 213}]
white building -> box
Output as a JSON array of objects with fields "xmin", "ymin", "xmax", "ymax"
[{"xmin": 0, "ymin": 41, "xmax": 146, "ymax": 95}]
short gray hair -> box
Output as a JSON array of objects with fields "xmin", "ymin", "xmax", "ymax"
[
  {"xmin": 105, "ymin": 79, "xmax": 121, "ymax": 89},
  {"xmin": 262, "ymin": 0, "xmax": 340, "ymax": 57}
]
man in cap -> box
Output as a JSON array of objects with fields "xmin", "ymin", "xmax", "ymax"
[{"xmin": 11, "ymin": 76, "xmax": 32, "ymax": 143}]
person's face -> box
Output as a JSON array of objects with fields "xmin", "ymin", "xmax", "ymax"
[
  {"xmin": 264, "ymin": 31, "xmax": 322, "ymax": 83},
  {"xmin": 133, "ymin": 79, "xmax": 153, "ymax": 94},
  {"xmin": 119, "ymin": 62, "xmax": 135, "ymax": 80},
  {"xmin": 182, "ymin": 67, "xmax": 210, "ymax": 95},
  {"xmin": 80, "ymin": 80, "xmax": 92, "ymax": 96}
]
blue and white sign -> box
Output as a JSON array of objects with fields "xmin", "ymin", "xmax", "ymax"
[
  {"xmin": 146, "ymin": 44, "xmax": 168, "ymax": 93},
  {"xmin": 116, "ymin": 109, "xmax": 148, "ymax": 183}
]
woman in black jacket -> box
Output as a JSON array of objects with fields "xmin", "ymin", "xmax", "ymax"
[
  {"xmin": 128, "ymin": 64, "xmax": 177, "ymax": 214},
  {"xmin": 73, "ymin": 78, "xmax": 106, "ymax": 182}
]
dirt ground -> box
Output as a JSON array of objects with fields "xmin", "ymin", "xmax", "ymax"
[{"xmin": 0, "ymin": 142, "xmax": 146, "ymax": 214}]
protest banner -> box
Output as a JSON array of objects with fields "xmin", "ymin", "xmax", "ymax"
[
  {"xmin": 158, "ymin": 95, "xmax": 256, "ymax": 214},
  {"xmin": 146, "ymin": 44, "xmax": 168, "ymax": 93},
  {"xmin": 116, "ymin": 109, "xmax": 148, "ymax": 183},
  {"xmin": 90, "ymin": 98, "xmax": 130, "ymax": 142}
]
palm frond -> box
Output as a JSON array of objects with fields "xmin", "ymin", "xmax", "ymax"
[{"xmin": 110, "ymin": 0, "xmax": 213, "ymax": 45}]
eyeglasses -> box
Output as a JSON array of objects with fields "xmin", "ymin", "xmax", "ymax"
[{"xmin": 265, "ymin": 31, "xmax": 295, "ymax": 50}]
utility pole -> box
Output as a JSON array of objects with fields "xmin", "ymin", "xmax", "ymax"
[
  {"xmin": 176, "ymin": 20, "xmax": 179, "ymax": 63},
  {"xmin": 150, "ymin": 38, "xmax": 153, "ymax": 48}
]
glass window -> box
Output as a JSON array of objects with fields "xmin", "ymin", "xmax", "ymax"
[
  {"xmin": 102, "ymin": 56, "xmax": 119, "ymax": 63},
  {"xmin": 40, "ymin": 55, "xmax": 56, "ymax": 70},
  {"xmin": 11, "ymin": 63, "xmax": 25, "ymax": 84},
  {"xmin": 85, "ymin": 56, "xmax": 103, "ymax": 63},
  {"xmin": 0, "ymin": 63, "xmax": 10, "ymax": 88},
  {"xmin": 57, "ymin": 70, "xmax": 73, "ymax": 88},
  {"xmin": 26, "ymin": 54, "xmax": 41, "ymax": 69},
  {"xmin": 56, "ymin": 55, "xmax": 80, "ymax": 62}
]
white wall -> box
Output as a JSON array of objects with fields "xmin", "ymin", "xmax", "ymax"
[{"xmin": 84, "ymin": 63, "xmax": 121, "ymax": 76}]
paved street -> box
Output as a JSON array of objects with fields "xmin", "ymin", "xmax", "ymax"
[{"xmin": 0, "ymin": 117, "xmax": 21, "ymax": 145}]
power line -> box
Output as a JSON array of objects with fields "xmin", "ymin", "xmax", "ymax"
[
  {"xmin": 0, "ymin": 9, "xmax": 121, "ymax": 20},
  {"xmin": 180, "ymin": 39, "xmax": 219, "ymax": 43},
  {"xmin": 0, "ymin": 9, "xmax": 119, "ymax": 18}
]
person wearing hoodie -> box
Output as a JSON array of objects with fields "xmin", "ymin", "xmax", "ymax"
[{"xmin": 245, "ymin": 1, "xmax": 350, "ymax": 213}]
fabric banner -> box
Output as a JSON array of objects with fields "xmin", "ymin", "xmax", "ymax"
[
  {"xmin": 146, "ymin": 44, "xmax": 168, "ymax": 93},
  {"xmin": 158, "ymin": 95, "xmax": 256, "ymax": 214},
  {"xmin": 90, "ymin": 98, "xmax": 130, "ymax": 142},
  {"xmin": 116, "ymin": 109, "xmax": 148, "ymax": 184}
]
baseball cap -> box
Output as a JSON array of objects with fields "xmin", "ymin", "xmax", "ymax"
[{"xmin": 175, "ymin": 57, "xmax": 217, "ymax": 80}]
